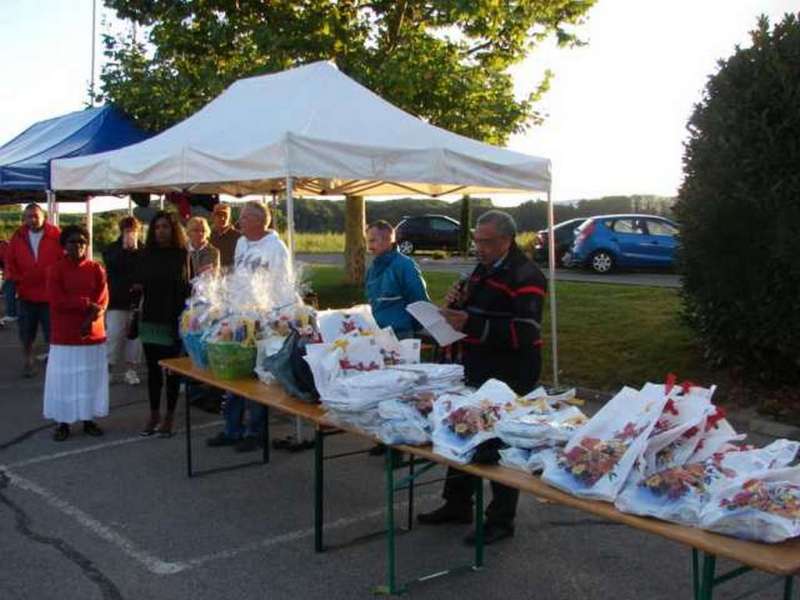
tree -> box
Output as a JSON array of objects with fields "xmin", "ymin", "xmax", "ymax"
[
  {"xmin": 100, "ymin": 0, "xmax": 595, "ymax": 143},
  {"xmin": 343, "ymin": 195, "xmax": 366, "ymax": 284},
  {"xmin": 674, "ymin": 13, "xmax": 800, "ymax": 386},
  {"xmin": 458, "ymin": 194, "xmax": 471, "ymax": 255}
]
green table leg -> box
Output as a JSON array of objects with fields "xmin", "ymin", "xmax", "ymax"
[
  {"xmin": 474, "ymin": 477, "xmax": 484, "ymax": 570},
  {"xmin": 407, "ymin": 457, "xmax": 415, "ymax": 531},
  {"xmin": 698, "ymin": 553, "xmax": 716, "ymax": 600},
  {"xmin": 314, "ymin": 427, "xmax": 324, "ymax": 552},
  {"xmin": 692, "ymin": 549, "xmax": 699, "ymax": 599},
  {"xmin": 379, "ymin": 446, "xmax": 400, "ymax": 595},
  {"xmin": 785, "ymin": 576, "xmax": 794, "ymax": 600}
]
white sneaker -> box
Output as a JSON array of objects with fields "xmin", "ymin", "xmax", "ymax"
[
  {"xmin": 0, "ymin": 316, "xmax": 17, "ymax": 324},
  {"xmin": 124, "ymin": 369, "xmax": 141, "ymax": 385}
]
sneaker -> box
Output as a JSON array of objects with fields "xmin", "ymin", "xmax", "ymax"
[
  {"xmin": 235, "ymin": 436, "xmax": 262, "ymax": 453},
  {"xmin": 124, "ymin": 369, "xmax": 141, "ymax": 385},
  {"xmin": 206, "ymin": 432, "xmax": 239, "ymax": 447},
  {"xmin": 417, "ymin": 503, "xmax": 473, "ymax": 525},
  {"xmin": 53, "ymin": 423, "xmax": 70, "ymax": 442},
  {"xmin": 463, "ymin": 522, "xmax": 514, "ymax": 546},
  {"xmin": 83, "ymin": 421, "xmax": 104, "ymax": 437}
]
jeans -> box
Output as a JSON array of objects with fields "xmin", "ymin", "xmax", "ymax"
[
  {"xmin": 2, "ymin": 279, "xmax": 17, "ymax": 318},
  {"xmin": 222, "ymin": 394, "xmax": 267, "ymax": 440},
  {"xmin": 17, "ymin": 300, "xmax": 50, "ymax": 346}
]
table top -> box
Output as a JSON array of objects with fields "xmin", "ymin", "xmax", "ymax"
[{"xmin": 161, "ymin": 356, "xmax": 800, "ymax": 576}]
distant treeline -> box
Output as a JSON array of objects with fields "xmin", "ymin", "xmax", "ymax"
[
  {"xmin": 284, "ymin": 194, "xmax": 675, "ymax": 232},
  {"xmin": 0, "ymin": 195, "xmax": 675, "ymax": 251}
]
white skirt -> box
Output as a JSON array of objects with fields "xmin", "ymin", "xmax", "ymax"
[{"xmin": 44, "ymin": 344, "xmax": 109, "ymax": 423}]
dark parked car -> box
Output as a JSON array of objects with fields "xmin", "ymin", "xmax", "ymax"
[
  {"xmin": 395, "ymin": 215, "xmax": 463, "ymax": 255},
  {"xmin": 533, "ymin": 218, "xmax": 586, "ymax": 266},
  {"xmin": 569, "ymin": 214, "xmax": 679, "ymax": 273}
]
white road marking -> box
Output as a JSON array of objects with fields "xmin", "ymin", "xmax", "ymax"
[
  {"xmin": 2, "ymin": 464, "xmax": 436, "ymax": 575},
  {"xmin": 1, "ymin": 421, "xmax": 223, "ymax": 470}
]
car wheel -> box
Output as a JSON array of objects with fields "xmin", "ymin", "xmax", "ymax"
[
  {"xmin": 398, "ymin": 240, "xmax": 415, "ymax": 255},
  {"xmin": 589, "ymin": 250, "xmax": 614, "ymax": 274}
]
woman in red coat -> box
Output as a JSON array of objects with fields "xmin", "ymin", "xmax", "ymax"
[{"xmin": 44, "ymin": 225, "xmax": 109, "ymax": 442}]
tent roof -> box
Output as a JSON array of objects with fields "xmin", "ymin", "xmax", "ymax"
[
  {"xmin": 52, "ymin": 61, "xmax": 550, "ymax": 197},
  {"xmin": 0, "ymin": 105, "xmax": 150, "ymax": 202}
]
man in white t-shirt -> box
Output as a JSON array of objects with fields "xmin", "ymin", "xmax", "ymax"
[{"xmin": 207, "ymin": 201, "xmax": 292, "ymax": 453}]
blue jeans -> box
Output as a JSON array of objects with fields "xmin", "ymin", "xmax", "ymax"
[
  {"xmin": 17, "ymin": 299, "xmax": 50, "ymax": 346},
  {"xmin": 2, "ymin": 279, "xmax": 17, "ymax": 318},
  {"xmin": 222, "ymin": 394, "xmax": 267, "ymax": 439}
]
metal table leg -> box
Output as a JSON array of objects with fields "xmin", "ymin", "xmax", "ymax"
[
  {"xmin": 474, "ymin": 477, "xmax": 484, "ymax": 570},
  {"xmin": 262, "ymin": 406, "xmax": 270, "ymax": 464},
  {"xmin": 185, "ymin": 387, "xmax": 193, "ymax": 478},
  {"xmin": 314, "ymin": 426, "xmax": 325, "ymax": 552}
]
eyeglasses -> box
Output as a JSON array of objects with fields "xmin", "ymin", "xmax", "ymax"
[{"xmin": 472, "ymin": 235, "xmax": 503, "ymax": 247}]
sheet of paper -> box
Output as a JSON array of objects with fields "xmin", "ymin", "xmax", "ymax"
[{"xmin": 406, "ymin": 301, "xmax": 466, "ymax": 347}]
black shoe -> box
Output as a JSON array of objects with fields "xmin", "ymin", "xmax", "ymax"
[
  {"xmin": 83, "ymin": 421, "xmax": 104, "ymax": 437},
  {"xmin": 464, "ymin": 522, "xmax": 514, "ymax": 546},
  {"xmin": 206, "ymin": 432, "xmax": 239, "ymax": 447},
  {"xmin": 53, "ymin": 423, "xmax": 70, "ymax": 442},
  {"xmin": 417, "ymin": 503, "xmax": 473, "ymax": 525},
  {"xmin": 235, "ymin": 436, "xmax": 262, "ymax": 453},
  {"xmin": 368, "ymin": 444, "xmax": 386, "ymax": 456}
]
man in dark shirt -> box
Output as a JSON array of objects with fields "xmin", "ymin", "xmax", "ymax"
[
  {"xmin": 209, "ymin": 203, "xmax": 240, "ymax": 268},
  {"xmin": 418, "ymin": 210, "xmax": 547, "ymax": 545}
]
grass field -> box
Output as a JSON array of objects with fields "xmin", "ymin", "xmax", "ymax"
[
  {"xmin": 307, "ymin": 265, "xmax": 716, "ymax": 393},
  {"xmin": 294, "ymin": 231, "xmax": 540, "ymax": 254}
]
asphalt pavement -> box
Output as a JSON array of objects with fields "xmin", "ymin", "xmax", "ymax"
[
  {"xmin": 0, "ymin": 322, "xmax": 787, "ymax": 600},
  {"xmin": 296, "ymin": 253, "xmax": 681, "ymax": 288}
]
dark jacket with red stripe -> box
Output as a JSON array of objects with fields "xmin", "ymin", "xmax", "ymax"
[{"xmin": 460, "ymin": 243, "xmax": 546, "ymax": 394}]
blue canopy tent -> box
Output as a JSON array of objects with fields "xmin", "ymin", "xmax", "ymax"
[
  {"xmin": 0, "ymin": 105, "xmax": 149, "ymax": 204},
  {"xmin": 0, "ymin": 105, "xmax": 150, "ymax": 251}
]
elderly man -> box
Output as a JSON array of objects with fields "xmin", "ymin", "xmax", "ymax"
[
  {"xmin": 365, "ymin": 220, "xmax": 430, "ymax": 339},
  {"xmin": 5, "ymin": 204, "xmax": 62, "ymax": 377},
  {"xmin": 209, "ymin": 203, "xmax": 241, "ymax": 269},
  {"xmin": 207, "ymin": 201, "xmax": 292, "ymax": 453},
  {"xmin": 417, "ymin": 210, "xmax": 547, "ymax": 545}
]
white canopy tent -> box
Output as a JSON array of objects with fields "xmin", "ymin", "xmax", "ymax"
[{"xmin": 52, "ymin": 60, "xmax": 561, "ymax": 386}]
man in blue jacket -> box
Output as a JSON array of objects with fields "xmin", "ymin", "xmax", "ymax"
[{"xmin": 365, "ymin": 220, "xmax": 430, "ymax": 339}]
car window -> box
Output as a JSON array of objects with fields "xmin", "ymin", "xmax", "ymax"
[
  {"xmin": 646, "ymin": 219, "xmax": 678, "ymax": 237},
  {"xmin": 611, "ymin": 219, "xmax": 645, "ymax": 234},
  {"xmin": 430, "ymin": 219, "xmax": 458, "ymax": 231}
]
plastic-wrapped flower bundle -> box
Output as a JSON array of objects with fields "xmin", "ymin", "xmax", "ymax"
[
  {"xmin": 700, "ymin": 467, "xmax": 800, "ymax": 542},
  {"xmin": 495, "ymin": 387, "xmax": 585, "ymax": 450},
  {"xmin": 614, "ymin": 439, "xmax": 799, "ymax": 528},
  {"xmin": 542, "ymin": 385, "xmax": 670, "ymax": 502},
  {"xmin": 431, "ymin": 379, "xmax": 519, "ymax": 464}
]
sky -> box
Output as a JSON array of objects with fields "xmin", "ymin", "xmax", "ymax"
[{"xmin": 0, "ymin": 0, "xmax": 797, "ymax": 212}]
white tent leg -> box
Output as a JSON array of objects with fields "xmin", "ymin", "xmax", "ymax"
[
  {"xmin": 285, "ymin": 175, "xmax": 295, "ymax": 258},
  {"xmin": 159, "ymin": 195, "xmax": 164, "ymax": 210},
  {"xmin": 128, "ymin": 196, "xmax": 133, "ymax": 216},
  {"xmin": 547, "ymin": 189, "xmax": 559, "ymax": 389},
  {"xmin": 285, "ymin": 175, "xmax": 303, "ymax": 441},
  {"xmin": 86, "ymin": 196, "xmax": 93, "ymax": 259},
  {"xmin": 45, "ymin": 190, "xmax": 54, "ymax": 222}
]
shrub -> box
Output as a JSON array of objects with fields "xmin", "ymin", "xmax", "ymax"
[{"xmin": 674, "ymin": 13, "xmax": 800, "ymax": 385}]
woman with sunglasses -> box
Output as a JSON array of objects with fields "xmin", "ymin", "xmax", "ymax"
[{"xmin": 44, "ymin": 225, "xmax": 109, "ymax": 442}]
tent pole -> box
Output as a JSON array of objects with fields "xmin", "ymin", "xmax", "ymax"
[
  {"xmin": 285, "ymin": 175, "xmax": 295, "ymax": 258},
  {"xmin": 45, "ymin": 190, "xmax": 53, "ymax": 220},
  {"xmin": 86, "ymin": 196, "xmax": 93, "ymax": 259},
  {"xmin": 547, "ymin": 189, "xmax": 559, "ymax": 389},
  {"xmin": 128, "ymin": 196, "xmax": 133, "ymax": 216}
]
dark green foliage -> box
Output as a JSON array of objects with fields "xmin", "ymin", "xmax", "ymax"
[
  {"xmin": 674, "ymin": 13, "xmax": 800, "ymax": 385},
  {"xmin": 99, "ymin": 0, "xmax": 597, "ymax": 143},
  {"xmin": 458, "ymin": 195, "xmax": 471, "ymax": 255}
]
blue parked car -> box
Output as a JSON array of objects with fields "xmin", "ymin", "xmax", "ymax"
[{"xmin": 568, "ymin": 214, "xmax": 679, "ymax": 273}]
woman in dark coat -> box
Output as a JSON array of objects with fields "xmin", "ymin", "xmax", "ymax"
[{"xmin": 134, "ymin": 211, "xmax": 190, "ymax": 437}]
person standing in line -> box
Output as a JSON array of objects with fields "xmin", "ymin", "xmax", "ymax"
[
  {"xmin": 186, "ymin": 216, "xmax": 220, "ymax": 278},
  {"xmin": 102, "ymin": 216, "xmax": 143, "ymax": 385},
  {"xmin": 0, "ymin": 237, "xmax": 19, "ymax": 325},
  {"xmin": 134, "ymin": 211, "xmax": 190, "ymax": 438},
  {"xmin": 417, "ymin": 210, "xmax": 547, "ymax": 546},
  {"xmin": 4, "ymin": 203, "xmax": 62, "ymax": 377},
  {"xmin": 209, "ymin": 203, "xmax": 240, "ymax": 269},
  {"xmin": 44, "ymin": 225, "xmax": 109, "ymax": 441},
  {"xmin": 365, "ymin": 220, "xmax": 430, "ymax": 339},
  {"xmin": 206, "ymin": 201, "xmax": 293, "ymax": 453}
]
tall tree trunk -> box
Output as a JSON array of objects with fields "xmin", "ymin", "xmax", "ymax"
[{"xmin": 344, "ymin": 195, "xmax": 366, "ymax": 285}]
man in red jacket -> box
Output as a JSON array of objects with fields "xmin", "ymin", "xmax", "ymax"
[{"xmin": 5, "ymin": 204, "xmax": 62, "ymax": 377}]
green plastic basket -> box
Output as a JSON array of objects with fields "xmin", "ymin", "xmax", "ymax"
[{"xmin": 207, "ymin": 342, "xmax": 257, "ymax": 380}]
